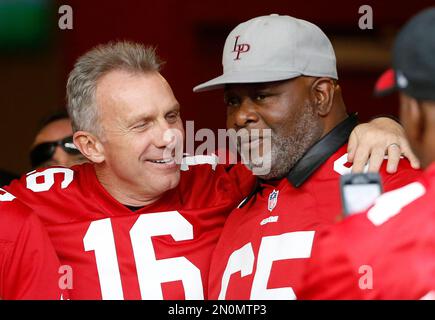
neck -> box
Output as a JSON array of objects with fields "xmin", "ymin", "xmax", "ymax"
[
  {"xmin": 421, "ymin": 103, "xmax": 435, "ymax": 169},
  {"xmin": 320, "ymin": 101, "xmax": 348, "ymax": 138},
  {"xmin": 94, "ymin": 164, "xmax": 162, "ymax": 207}
]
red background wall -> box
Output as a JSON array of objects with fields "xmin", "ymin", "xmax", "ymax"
[
  {"xmin": 60, "ymin": 0, "xmax": 434, "ymax": 131},
  {"xmin": 1, "ymin": 0, "xmax": 434, "ymax": 174}
]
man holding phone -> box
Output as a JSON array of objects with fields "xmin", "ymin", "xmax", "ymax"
[{"xmin": 298, "ymin": 7, "xmax": 435, "ymax": 299}]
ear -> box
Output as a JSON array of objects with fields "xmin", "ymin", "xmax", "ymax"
[
  {"xmin": 311, "ymin": 78, "xmax": 335, "ymax": 117},
  {"xmin": 73, "ymin": 131, "xmax": 105, "ymax": 164},
  {"xmin": 400, "ymin": 94, "xmax": 425, "ymax": 143}
]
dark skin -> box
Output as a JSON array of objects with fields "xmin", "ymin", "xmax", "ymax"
[
  {"xmin": 399, "ymin": 93, "xmax": 435, "ymax": 169},
  {"xmin": 224, "ymin": 76, "xmax": 421, "ymax": 174},
  {"xmin": 224, "ymin": 76, "xmax": 348, "ymax": 146}
]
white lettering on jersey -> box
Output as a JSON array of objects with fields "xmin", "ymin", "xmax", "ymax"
[
  {"xmin": 218, "ymin": 231, "xmax": 315, "ymax": 300},
  {"xmin": 334, "ymin": 153, "xmax": 369, "ymax": 175},
  {"xmin": 83, "ymin": 218, "xmax": 123, "ymax": 300},
  {"xmin": 420, "ymin": 291, "xmax": 435, "ymax": 300},
  {"xmin": 260, "ymin": 216, "xmax": 279, "ymax": 226},
  {"xmin": 367, "ymin": 182, "xmax": 425, "ymax": 226},
  {"xmin": 84, "ymin": 211, "xmax": 204, "ymax": 300},
  {"xmin": 26, "ymin": 168, "xmax": 74, "ymax": 192},
  {"xmin": 0, "ymin": 188, "xmax": 16, "ymax": 202},
  {"xmin": 334, "ymin": 153, "xmax": 395, "ymax": 176},
  {"xmin": 130, "ymin": 212, "xmax": 203, "ymax": 299},
  {"xmin": 219, "ymin": 243, "xmax": 255, "ymax": 300}
]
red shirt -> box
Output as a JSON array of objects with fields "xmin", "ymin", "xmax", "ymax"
[
  {"xmin": 297, "ymin": 163, "xmax": 435, "ymax": 300},
  {"xmin": 5, "ymin": 159, "xmax": 254, "ymax": 300},
  {"xmin": 0, "ymin": 189, "xmax": 63, "ymax": 299},
  {"xmin": 208, "ymin": 116, "xmax": 421, "ymax": 300}
]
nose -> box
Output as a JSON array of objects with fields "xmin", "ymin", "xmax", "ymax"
[
  {"xmin": 152, "ymin": 120, "xmax": 183, "ymax": 150},
  {"xmin": 230, "ymin": 99, "xmax": 259, "ymax": 129}
]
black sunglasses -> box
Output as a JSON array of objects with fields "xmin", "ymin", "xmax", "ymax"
[{"xmin": 30, "ymin": 136, "xmax": 81, "ymax": 168}]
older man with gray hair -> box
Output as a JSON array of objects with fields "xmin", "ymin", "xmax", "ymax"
[{"xmin": 7, "ymin": 41, "xmax": 256, "ymax": 299}]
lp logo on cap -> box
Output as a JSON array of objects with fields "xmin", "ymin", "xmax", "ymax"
[{"xmin": 232, "ymin": 36, "xmax": 250, "ymax": 60}]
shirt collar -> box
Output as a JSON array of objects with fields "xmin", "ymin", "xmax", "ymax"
[{"xmin": 238, "ymin": 113, "xmax": 358, "ymax": 208}]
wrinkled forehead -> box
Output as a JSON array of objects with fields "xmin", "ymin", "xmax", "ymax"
[
  {"xmin": 95, "ymin": 70, "xmax": 179, "ymax": 120},
  {"xmin": 223, "ymin": 76, "xmax": 313, "ymax": 95}
]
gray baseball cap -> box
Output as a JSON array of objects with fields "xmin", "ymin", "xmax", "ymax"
[{"xmin": 193, "ymin": 14, "xmax": 338, "ymax": 92}]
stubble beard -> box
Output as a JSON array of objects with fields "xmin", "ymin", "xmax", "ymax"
[{"xmin": 251, "ymin": 102, "xmax": 323, "ymax": 180}]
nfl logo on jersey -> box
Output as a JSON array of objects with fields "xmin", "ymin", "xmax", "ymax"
[{"xmin": 268, "ymin": 190, "xmax": 279, "ymax": 212}]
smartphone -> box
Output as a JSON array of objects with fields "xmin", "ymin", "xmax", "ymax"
[{"xmin": 340, "ymin": 173, "xmax": 383, "ymax": 216}]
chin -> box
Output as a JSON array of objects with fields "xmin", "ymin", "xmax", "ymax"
[{"xmin": 159, "ymin": 172, "xmax": 181, "ymax": 192}]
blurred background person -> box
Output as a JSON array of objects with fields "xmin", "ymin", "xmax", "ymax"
[{"xmin": 30, "ymin": 110, "xmax": 87, "ymax": 168}]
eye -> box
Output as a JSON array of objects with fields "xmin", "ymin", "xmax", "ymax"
[
  {"xmin": 225, "ymin": 96, "xmax": 240, "ymax": 107},
  {"xmin": 254, "ymin": 94, "xmax": 267, "ymax": 101},
  {"xmin": 132, "ymin": 122, "xmax": 149, "ymax": 130},
  {"xmin": 166, "ymin": 111, "xmax": 179, "ymax": 123}
]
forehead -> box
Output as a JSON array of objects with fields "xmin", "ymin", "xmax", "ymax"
[
  {"xmin": 95, "ymin": 70, "xmax": 178, "ymax": 120},
  {"xmin": 224, "ymin": 77, "xmax": 304, "ymax": 94},
  {"xmin": 34, "ymin": 118, "xmax": 72, "ymax": 146}
]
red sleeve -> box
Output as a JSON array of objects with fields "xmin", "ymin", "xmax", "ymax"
[
  {"xmin": 226, "ymin": 163, "xmax": 256, "ymax": 199},
  {"xmin": 297, "ymin": 224, "xmax": 364, "ymax": 300},
  {"xmin": 1, "ymin": 202, "xmax": 64, "ymax": 300},
  {"xmin": 214, "ymin": 147, "xmax": 256, "ymax": 199},
  {"xmin": 381, "ymin": 159, "xmax": 422, "ymax": 192}
]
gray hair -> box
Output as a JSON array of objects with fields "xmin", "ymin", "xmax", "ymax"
[{"xmin": 66, "ymin": 41, "xmax": 163, "ymax": 136}]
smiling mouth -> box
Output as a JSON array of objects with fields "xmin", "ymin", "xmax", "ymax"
[
  {"xmin": 239, "ymin": 137, "xmax": 263, "ymax": 148},
  {"xmin": 147, "ymin": 158, "xmax": 174, "ymax": 164}
]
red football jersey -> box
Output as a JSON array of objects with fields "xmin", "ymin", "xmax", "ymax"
[
  {"xmin": 208, "ymin": 143, "xmax": 420, "ymax": 300},
  {"xmin": 5, "ymin": 159, "xmax": 254, "ymax": 300},
  {"xmin": 0, "ymin": 188, "xmax": 63, "ymax": 299},
  {"xmin": 297, "ymin": 163, "xmax": 435, "ymax": 300}
]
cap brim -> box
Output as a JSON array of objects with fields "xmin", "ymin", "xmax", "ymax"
[
  {"xmin": 193, "ymin": 70, "xmax": 302, "ymax": 92},
  {"xmin": 374, "ymin": 68, "xmax": 398, "ymax": 97}
]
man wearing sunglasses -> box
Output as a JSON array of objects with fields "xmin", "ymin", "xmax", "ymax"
[{"xmin": 30, "ymin": 111, "xmax": 88, "ymax": 168}]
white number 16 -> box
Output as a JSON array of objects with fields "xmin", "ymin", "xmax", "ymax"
[{"xmin": 83, "ymin": 211, "xmax": 204, "ymax": 300}]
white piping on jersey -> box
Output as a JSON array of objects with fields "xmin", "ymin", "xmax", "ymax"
[
  {"xmin": 237, "ymin": 197, "xmax": 248, "ymax": 208},
  {"xmin": 367, "ymin": 182, "xmax": 425, "ymax": 226},
  {"xmin": 420, "ymin": 291, "xmax": 435, "ymax": 300},
  {"xmin": 334, "ymin": 154, "xmax": 403, "ymax": 176},
  {"xmin": 180, "ymin": 153, "xmax": 218, "ymax": 171}
]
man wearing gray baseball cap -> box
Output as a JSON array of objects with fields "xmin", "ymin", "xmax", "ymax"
[
  {"xmin": 194, "ymin": 14, "xmax": 422, "ymax": 299},
  {"xmin": 194, "ymin": 14, "xmax": 337, "ymax": 92}
]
